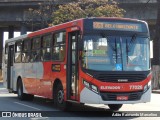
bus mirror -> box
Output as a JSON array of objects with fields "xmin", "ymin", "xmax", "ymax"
[{"xmin": 150, "ymin": 40, "xmax": 153, "ymax": 58}]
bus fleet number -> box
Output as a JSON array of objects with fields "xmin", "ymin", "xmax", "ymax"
[{"xmin": 129, "ymin": 85, "xmax": 142, "ymax": 90}]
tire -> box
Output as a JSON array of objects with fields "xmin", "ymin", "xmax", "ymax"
[
  {"xmin": 17, "ymin": 79, "xmax": 34, "ymax": 101},
  {"xmin": 54, "ymin": 83, "xmax": 71, "ymax": 111},
  {"xmin": 17, "ymin": 79, "xmax": 26, "ymax": 100},
  {"xmin": 108, "ymin": 104, "xmax": 123, "ymax": 111}
]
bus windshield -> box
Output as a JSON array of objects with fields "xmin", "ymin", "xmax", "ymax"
[{"xmin": 82, "ymin": 34, "xmax": 150, "ymax": 71}]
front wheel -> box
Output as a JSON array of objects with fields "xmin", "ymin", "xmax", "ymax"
[
  {"xmin": 54, "ymin": 83, "xmax": 71, "ymax": 111},
  {"xmin": 108, "ymin": 104, "xmax": 123, "ymax": 111}
]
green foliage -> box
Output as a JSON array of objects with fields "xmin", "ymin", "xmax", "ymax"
[
  {"xmin": 27, "ymin": 0, "xmax": 125, "ymax": 28},
  {"xmin": 52, "ymin": 3, "xmax": 86, "ymax": 25},
  {"xmin": 27, "ymin": 0, "xmax": 57, "ymax": 29},
  {"xmin": 52, "ymin": 0, "xmax": 125, "ymax": 25}
]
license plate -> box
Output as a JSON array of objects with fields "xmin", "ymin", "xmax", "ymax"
[{"xmin": 117, "ymin": 96, "xmax": 128, "ymax": 100}]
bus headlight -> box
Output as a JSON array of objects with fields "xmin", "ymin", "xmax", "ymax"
[
  {"xmin": 83, "ymin": 80, "xmax": 90, "ymax": 88},
  {"xmin": 144, "ymin": 81, "xmax": 151, "ymax": 92},
  {"xmin": 91, "ymin": 85, "xmax": 98, "ymax": 93},
  {"xmin": 143, "ymin": 84, "xmax": 148, "ymax": 92},
  {"xmin": 83, "ymin": 79, "xmax": 99, "ymax": 94}
]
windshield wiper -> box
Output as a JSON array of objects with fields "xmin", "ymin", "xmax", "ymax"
[
  {"xmin": 126, "ymin": 34, "xmax": 137, "ymax": 52},
  {"xmin": 126, "ymin": 39, "xmax": 129, "ymax": 63}
]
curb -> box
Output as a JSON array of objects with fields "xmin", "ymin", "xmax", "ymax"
[{"xmin": 152, "ymin": 90, "xmax": 160, "ymax": 94}]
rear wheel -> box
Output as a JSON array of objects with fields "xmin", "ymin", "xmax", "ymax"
[
  {"xmin": 108, "ymin": 104, "xmax": 123, "ymax": 111},
  {"xmin": 17, "ymin": 79, "xmax": 34, "ymax": 101},
  {"xmin": 54, "ymin": 83, "xmax": 71, "ymax": 111},
  {"xmin": 17, "ymin": 79, "xmax": 26, "ymax": 100}
]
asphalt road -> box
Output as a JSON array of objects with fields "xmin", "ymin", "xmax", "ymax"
[{"xmin": 0, "ymin": 82, "xmax": 159, "ymax": 120}]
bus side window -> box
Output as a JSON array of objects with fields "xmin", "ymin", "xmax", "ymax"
[
  {"xmin": 4, "ymin": 44, "xmax": 8, "ymax": 64},
  {"xmin": 22, "ymin": 39, "xmax": 31, "ymax": 63},
  {"xmin": 42, "ymin": 34, "xmax": 51, "ymax": 61},
  {"xmin": 22, "ymin": 52, "xmax": 30, "ymax": 63},
  {"xmin": 52, "ymin": 31, "xmax": 66, "ymax": 61},
  {"xmin": 31, "ymin": 37, "xmax": 41, "ymax": 62},
  {"xmin": 15, "ymin": 40, "xmax": 22, "ymax": 63}
]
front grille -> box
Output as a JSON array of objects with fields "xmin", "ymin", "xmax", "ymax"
[
  {"xmin": 95, "ymin": 73, "xmax": 146, "ymax": 83},
  {"xmin": 100, "ymin": 91, "xmax": 143, "ymax": 101}
]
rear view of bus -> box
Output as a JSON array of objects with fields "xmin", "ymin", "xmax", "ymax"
[{"xmin": 80, "ymin": 18, "xmax": 151, "ymax": 110}]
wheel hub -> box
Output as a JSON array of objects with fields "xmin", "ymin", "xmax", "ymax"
[
  {"xmin": 18, "ymin": 87, "xmax": 21, "ymax": 97},
  {"xmin": 57, "ymin": 90, "xmax": 64, "ymax": 104}
]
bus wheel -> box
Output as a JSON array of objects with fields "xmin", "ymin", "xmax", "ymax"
[
  {"xmin": 54, "ymin": 83, "xmax": 70, "ymax": 111},
  {"xmin": 17, "ymin": 79, "xmax": 34, "ymax": 101},
  {"xmin": 17, "ymin": 79, "xmax": 26, "ymax": 100},
  {"xmin": 108, "ymin": 104, "xmax": 123, "ymax": 111}
]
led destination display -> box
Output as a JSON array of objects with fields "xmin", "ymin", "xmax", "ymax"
[{"xmin": 93, "ymin": 22, "xmax": 143, "ymax": 32}]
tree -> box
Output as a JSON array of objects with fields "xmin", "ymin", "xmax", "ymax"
[
  {"xmin": 27, "ymin": 0, "xmax": 57, "ymax": 29},
  {"xmin": 27, "ymin": 0, "xmax": 125, "ymax": 28},
  {"xmin": 52, "ymin": 0, "xmax": 125, "ymax": 25}
]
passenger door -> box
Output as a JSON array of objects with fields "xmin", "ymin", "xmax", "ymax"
[
  {"xmin": 67, "ymin": 31, "xmax": 80, "ymax": 101},
  {"xmin": 7, "ymin": 44, "xmax": 14, "ymax": 90}
]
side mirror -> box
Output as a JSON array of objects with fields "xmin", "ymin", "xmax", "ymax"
[{"xmin": 150, "ymin": 40, "xmax": 153, "ymax": 59}]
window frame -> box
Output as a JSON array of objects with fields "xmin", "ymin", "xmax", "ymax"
[
  {"xmin": 30, "ymin": 36, "xmax": 42, "ymax": 62},
  {"xmin": 52, "ymin": 31, "xmax": 66, "ymax": 62},
  {"xmin": 14, "ymin": 40, "xmax": 22, "ymax": 63},
  {"xmin": 4, "ymin": 44, "xmax": 8, "ymax": 64},
  {"xmin": 22, "ymin": 39, "xmax": 31, "ymax": 63},
  {"xmin": 42, "ymin": 33, "xmax": 52, "ymax": 62}
]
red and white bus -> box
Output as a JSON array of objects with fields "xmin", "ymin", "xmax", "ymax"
[{"xmin": 3, "ymin": 17, "xmax": 151, "ymax": 111}]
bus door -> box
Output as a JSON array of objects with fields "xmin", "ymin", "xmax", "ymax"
[
  {"xmin": 67, "ymin": 31, "xmax": 79, "ymax": 101},
  {"xmin": 7, "ymin": 44, "xmax": 14, "ymax": 90}
]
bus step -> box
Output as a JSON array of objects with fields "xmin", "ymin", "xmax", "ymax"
[
  {"xmin": 67, "ymin": 100, "xmax": 78, "ymax": 103},
  {"xmin": 70, "ymin": 95, "xmax": 76, "ymax": 100}
]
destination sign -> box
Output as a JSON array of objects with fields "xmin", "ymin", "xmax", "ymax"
[{"xmin": 93, "ymin": 22, "xmax": 142, "ymax": 32}]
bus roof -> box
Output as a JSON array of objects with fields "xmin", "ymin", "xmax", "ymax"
[
  {"xmin": 28, "ymin": 17, "xmax": 146, "ymax": 37},
  {"xmin": 5, "ymin": 17, "xmax": 147, "ymax": 44},
  {"xmin": 5, "ymin": 34, "xmax": 27, "ymax": 44}
]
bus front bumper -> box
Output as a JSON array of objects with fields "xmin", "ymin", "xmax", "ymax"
[{"xmin": 80, "ymin": 87, "xmax": 151, "ymax": 104}]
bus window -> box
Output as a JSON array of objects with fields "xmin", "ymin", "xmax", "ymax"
[
  {"xmin": 31, "ymin": 50, "xmax": 41, "ymax": 62},
  {"xmin": 31, "ymin": 37, "xmax": 41, "ymax": 62},
  {"xmin": 42, "ymin": 34, "xmax": 52, "ymax": 61},
  {"xmin": 15, "ymin": 41, "xmax": 22, "ymax": 63},
  {"xmin": 42, "ymin": 48, "xmax": 51, "ymax": 61},
  {"xmin": 5, "ymin": 44, "xmax": 8, "ymax": 64},
  {"xmin": 22, "ymin": 52, "xmax": 30, "ymax": 63},
  {"xmin": 23, "ymin": 39, "xmax": 31, "ymax": 51},
  {"xmin": 22, "ymin": 39, "xmax": 31, "ymax": 63},
  {"xmin": 32, "ymin": 37, "xmax": 41, "ymax": 50},
  {"xmin": 52, "ymin": 32, "xmax": 66, "ymax": 61}
]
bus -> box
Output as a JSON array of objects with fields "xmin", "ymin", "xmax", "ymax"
[{"xmin": 2, "ymin": 17, "xmax": 151, "ymax": 111}]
